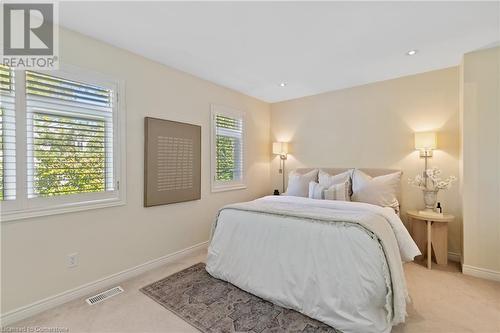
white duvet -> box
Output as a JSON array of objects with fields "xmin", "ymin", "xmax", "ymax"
[{"xmin": 206, "ymin": 196, "xmax": 420, "ymax": 333}]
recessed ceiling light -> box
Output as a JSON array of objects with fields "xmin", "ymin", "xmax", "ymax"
[
  {"xmin": 406, "ymin": 49, "xmax": 418, "ymax": 56},
  {"xmin": 279, "ymin": 82, "xmax": 287, "ymax": 87}
]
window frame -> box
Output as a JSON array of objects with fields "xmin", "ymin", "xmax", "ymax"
[
  {"xmin": 210, "ymin": 104, "xmax": 246, "ymax": 193},
  {"xmin": 0, "ymin": 64, "xmax": 126, "ymax": 222}
]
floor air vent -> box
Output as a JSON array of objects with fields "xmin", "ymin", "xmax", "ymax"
[{"xmin": 86, "ymin": 286, "xmax": 124, "ymax": 305}]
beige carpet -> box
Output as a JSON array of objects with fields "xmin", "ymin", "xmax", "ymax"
[{"xmin": 8, "ymin": 249, "xmax": 500, "ymax": 333}]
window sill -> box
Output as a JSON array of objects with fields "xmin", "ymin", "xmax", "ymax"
[
  {"xmin": 211, "ymin": 184, "xmax": 247, "ymax": 193},
  {"xmin": 0, "ymin": 197, "xmax": 126, "ymax": 223}
]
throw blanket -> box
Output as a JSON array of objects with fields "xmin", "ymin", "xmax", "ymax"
[{"xmin": 210, "ymin": 196, "xmax": 420, "ymax": 326}]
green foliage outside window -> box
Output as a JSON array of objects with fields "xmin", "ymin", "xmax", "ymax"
[
  {"xmin": 32, "ymin": 113, "xmax": 106, "ymax": 197},
  {"xmin": 215, "ymin": 115, "xmax": 242, "ymax": 182},
  {"xmin": 216, "ymin": 135, "xmax": 236, "ymax": 181}
]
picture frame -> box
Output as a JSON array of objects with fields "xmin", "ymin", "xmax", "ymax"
[{"xmin": 144, "ymin": 117, "xmax": 201, "ymax": 207}]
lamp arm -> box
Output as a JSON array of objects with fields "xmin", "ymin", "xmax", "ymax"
[
  {"xmin": 282, "ymin": 158, "xmax": 286, "ymax": 193},
  {"xmin": 422, "ymin": 153, "xmax": 432, "ymax": 189}
]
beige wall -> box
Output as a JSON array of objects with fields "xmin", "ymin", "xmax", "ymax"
[
  {"xmin": 4, "ymin": 27, "xmax": 488, "ymax": 315},
  {"xmin": 270, "ymin": 68, "xmax": 462, "ymax": 255},
  {"xmin": 461, "ymin": 46, "xmax": 500, "ymax": 275},
  {"xmin": 1, "ymin": 28, "xmax": 271, "ymax": 313}
]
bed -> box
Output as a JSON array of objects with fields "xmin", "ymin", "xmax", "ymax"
[{"xmin": 206, "ymin": 168, "xmax": 420, "ymax": 333}]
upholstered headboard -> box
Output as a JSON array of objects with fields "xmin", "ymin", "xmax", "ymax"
[
  {"xmin": 294, "ymin": 167, "xmax": 401, "ymax": 178},
  {"xmin": 293, "ymin": 167, "xmax": 403, "ymax": 206}
]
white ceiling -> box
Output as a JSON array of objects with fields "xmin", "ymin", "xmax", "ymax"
[{"xmin": 59, "ymin": 1, "xmax": 499, "ymax": 103}]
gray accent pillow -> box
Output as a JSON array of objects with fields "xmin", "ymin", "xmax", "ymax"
[{"xmin": 308, "ymin": 180, "xmax": 350, "ymax": 201}]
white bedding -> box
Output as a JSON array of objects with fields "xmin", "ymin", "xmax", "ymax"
[{"xmin": 206, "ymin": 196, "xmax": 420, "ymax": 333}]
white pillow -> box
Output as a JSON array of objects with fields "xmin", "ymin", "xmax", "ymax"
[
  {"xmin": 351, "ymin": 169, "xmax": 401, "ymax": 210},
  {"xmin": 285, "ymin": 169, "xmax": 318, "ymax": 197},
  {"xmin": 318, "ymin": 169, "xmax": 352, "ymax": 188},
  {"xmin": 308, "ymin": 181, "xmax": 326, "ymax": 199},
  {"xmin": 308, "ymin": 180, "xmax": 350, "ymax": 201}
]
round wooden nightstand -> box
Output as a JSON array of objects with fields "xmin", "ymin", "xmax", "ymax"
[{"xmin": 407, "ymin": 210, "xmax": 454, "ymax": 269}]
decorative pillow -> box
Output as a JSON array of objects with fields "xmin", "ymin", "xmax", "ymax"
[
  {"xmin": 308, "ymin": 181, "xmax": 326, "ymax": 199},
  {"xmin": 351, "ymin": 169, "xmax": 401, "ymax": 210},
  {"xmin": 285, "ymin": 169, "xmax": 318, "ymax": 197},
  {"xmin": 308, "ymin": 180, "xmax": 350, "ymax": 201},
  {"xmin": 318, "ymin": 169, "xmax": 353, "ymax": 196},
  {"xmin": 318, "ymin": 169, "xmax": 352, "ymax": 188},
  {"xmin": 324, "ymin": 180, "xmax": 351, "ymax": 201}
]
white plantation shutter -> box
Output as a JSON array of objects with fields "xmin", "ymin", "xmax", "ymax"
[
  {"xmin": 0, "ymin": 64, "xmax": 124, "ymax": 221},
  {"xmin": 211, "ymin": 105, "xmax": 245, "ymax": 191},
  {"xmin": 25, "ymin": 71, "xmax": 115, "ymax": 198},
  {"xmin": 0, "ymin": 65, "xmax": 16, "ymax": 201}
]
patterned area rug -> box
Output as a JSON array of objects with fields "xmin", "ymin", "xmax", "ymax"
[{"xmin": 140, "ymin": 263, "xmax": 341, "ymax": 333}]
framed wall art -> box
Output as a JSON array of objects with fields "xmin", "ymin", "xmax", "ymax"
[{"xmin": 144, "ymin": 117, "xmax": 201, "ymax": 207}]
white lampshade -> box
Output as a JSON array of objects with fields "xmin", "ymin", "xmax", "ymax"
[
  {"xmin": 272, "ymin": 142, "xmax": 288, "ymax": 155},
  {"xmin": 414, "ymin": 132, "xmax": 437, "ymax": 150}
]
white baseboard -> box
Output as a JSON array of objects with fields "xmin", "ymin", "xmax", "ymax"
[
  {"xmin": 462, "ymin": 264, "xmax": 500, "ymax": 282},
  {"xmin": 448, "ymin": 251, "xmax": 462, "ymax": 263},
  {"xmin": 0, "ymin": 241, "xmax": 209, "ymax": 326}
]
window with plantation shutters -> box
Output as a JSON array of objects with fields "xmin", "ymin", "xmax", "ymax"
[
  {"xmin": 0, "ymin": 65, "xmax": 16, "ymax": 201},
  {"xmin": 0, "ymin": 65, "xmax": 125, "ymax": 221},
  {"xmin": 26, "ymin": 71, "xmax": 114, "ymax": 198},
  {"xmin": 211, "ymin": 105, "xmax": 246, "ymax": 192}
]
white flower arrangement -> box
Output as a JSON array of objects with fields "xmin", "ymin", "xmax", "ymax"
[{"xmin": 408, "ymin": 167, "xmax": 457, "ymax": 191}]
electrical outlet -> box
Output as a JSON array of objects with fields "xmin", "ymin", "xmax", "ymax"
[{"xmin": 67, "ymin": 253, "xmax": 79, "ymax": 268}]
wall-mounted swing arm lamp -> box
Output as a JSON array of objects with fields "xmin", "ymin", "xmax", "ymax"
[
  {"xmin": 272, "ymin": 142, "xmax": 289, "ymax": 193},
  {"xmin": 414, "ymin": 131, "xmax": 437, "ymax": 171},
  {"xmin": 414, "ymin": 131, "xmax": 437, "ymax": 189}
]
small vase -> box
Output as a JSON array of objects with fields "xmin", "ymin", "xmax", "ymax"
[{"xmin": 422, "ymin": 189, "xmax": 439, "ymax": 212}]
